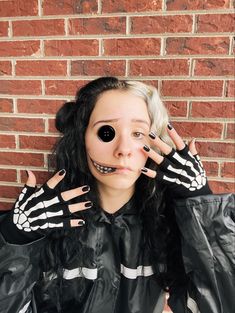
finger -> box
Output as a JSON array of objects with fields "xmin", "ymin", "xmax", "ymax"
[
  {"xmin": 70, "ymin": 219, "xmax": 85, "ymax": 227},
  {"xmin": 68, "ymin": 201, "xmax": 93, "ymax": 213},
  {"xmin": 142, "ymin": 145, "xmax": 164, "ymax": 164},
  {"xmin": 188, "ymin": 138, "xmax": 198, "ymax": 156},
  {"xmin": 149, "ymin": 136, "xmax": 172, "ymax": 155},
  {"xmin": 25, "ymin": 170, "xmax": 36, "ymax": 187},
  {"xmin": 47, "ymin": 169, "xmax": 66, "ymax": 189},
  {"xmin": 61, "ymin": 185, "xmax": 90, "ymax": 202},
  {"xmin": 140, "ymin": 167, "xmax": 157, "ymax": 178},
  {"xmin": 167, "ymin": 124, "xmax": 185, "ymax": 151}
]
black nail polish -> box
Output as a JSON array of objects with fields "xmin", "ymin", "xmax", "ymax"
[
  {"xmin": 78, "ymin": 220, "xmax": 85, "ymax": 226},
  {"xmin": 149, "ymin": 131, "xmax": 156, "ymax": 139},
  {"xmin": 167, "ymin": 123, "xmax": 173, "ymax": 130},
  {"xmin": 59, "ymin": 169, "xmax": 66, "ymax": 176},
  {"xmin": 141, "ymin": 167, "xmax": 148, "ymax": 173},
  {"xmin": 82, "ymin": 185, "xmax": 90, "ymax": 192},
  {"xmin": 25, "ymin": 170, "xmax": 29, "ymax": 177},
  {"xmin": 143, "ymin": 145, "xmax": 150, "ymax": 152},
  {"xmin": 85, "ymin": 201, "xmax": 93, "ymax": 208}
]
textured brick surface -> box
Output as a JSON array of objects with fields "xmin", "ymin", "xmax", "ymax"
[{"xmin": 0, "ymin": 0, "xmax": 234, "ymax": 220}]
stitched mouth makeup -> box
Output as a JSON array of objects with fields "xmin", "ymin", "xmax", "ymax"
[{"xmin": 92, "ymin": 159, "xmax": 117, "ymax": 174}]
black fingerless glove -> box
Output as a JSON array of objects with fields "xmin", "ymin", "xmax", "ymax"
[
  {"xmin": 156, "ymin": 145, "xmax": 212, "ymax": 199},
  {"xmin": 0, "ymin": 183, "xmax": 74, "ymax": 244}
]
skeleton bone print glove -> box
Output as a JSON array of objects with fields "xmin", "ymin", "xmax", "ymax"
[
  {"xmin": 141, "ymin": 125, "xmax": 212, "ymax": 199},
  {"xmin": 0, "ymin": 170, "xmax": 91, "ymax": 244},
  {"xmin": 14, "ymin": 184, "xmax": 75, "ymax": 233}
]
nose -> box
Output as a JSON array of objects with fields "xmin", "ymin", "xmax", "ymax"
[{"xmin": 114, "ymin": 134, "xmax": 132, "ymax": 159}]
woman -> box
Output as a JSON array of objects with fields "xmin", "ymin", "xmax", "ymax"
[{"xmin": 0, "ymin": 77, "xmax": 233, "ymax": 313}]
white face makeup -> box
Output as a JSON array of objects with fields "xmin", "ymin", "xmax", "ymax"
[{"xmin": 85, "ymin": 89, "xmax": 151, "ymax": 193}]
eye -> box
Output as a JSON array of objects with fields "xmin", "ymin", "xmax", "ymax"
[
  {"xmin": 133, "ymin": 132, "xmax": 145, "ymax": 139},
  {"xmin": 97, "ymin": 125, "xmax": 115, "ymax": 142}
]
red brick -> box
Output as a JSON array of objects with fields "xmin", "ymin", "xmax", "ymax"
[
  {"xmin": 161, "ymin": 80, "xmax": 223, "ymax": 97},
  {"xmin": 226, "ymin": 81, "xmax": 235, "ymax": 98},
  {"xmin": 0, "ymin": 80, "xmax": 41, "ymax": 95},
  {"xmin": 197, "ymin": 13, "xmax": 235, "ymax": 33},
  {"xmin": 71, "ymin": 60, "xmax": 126, "ymax": 76},
  {"xmin": 0, "ymin": 117, "xmax": 44, "ymax": 132},
  {"xmin": 48, "ymin": 118, "xmax": 57, "ymax": 133},
  {"xmin": 225, "ymin": 123, "xmax": 235, "ymax": 139},
  {"xmin": 129, "ymin": 59, "xmax": 189, "ymax": 76},
  {"xmin": 0, "ymin": 201, "xmax": 14, "ymax": 210},
  {"xmin": 104, "ymin": 38, "xmax": 161, "ymax": 56},
  {"xmin": 194, "ymin": 59, "xmax": 234, "ymax": 76},
  {"xmin": 69, "ymin": 17, "xmax": 126, "ymax": 35},
  {"xmin": 221, "ymin": 162, "xmax": 235, "ymax": 178},
  {"xmin": 191, "ymin": 101, "xmax": 235, "ymax": 118},
  {"xmin": 0, "ymin": 99, "xmax": 13, "ymax": 112},
  {"xmin": 19, "ymin": 135, "xmax": 58, "ymax": 151},
  {"xmin": 0, "ymin": 152, "xmax": 44, "ymax": 166},
  {"xmin": 203, "ymin": 161, "xmax": 219, "ymax": 176},
  {"xmin": 20, "ymin": 170, "xmax": 51, "ymax": 185},
  {"xmin": 102, "ymin": 0, "xmax": 162, "ymax": 12},
  {"xmin": 0, "ymin": 135, "xmax": 15, "ymax": 148},
  {"xmin": 0, "ymin": 185, "xmax": 23, "ymax": 199},
  {"xmin": 43, "ymin": 0, "xmax": 98, "ymax": 15},
  {"xmin": 13, "ymin": 19, "xmax": 65, "ymax": 36},
  {"xmin": 0, "ymin": 0, "xmax": 38, "ymax": 17},
  {"xmin": 45, "ymin": 39, "xmax": 99, "ymax": 56},
  {"xmin": 166, "ymin": 0, "xmax": 230, "ymax": 10},
  {"xmin": 0, "ymin": 21, "xmax": 8, "ymax": 36},
  {"xmin": 45, "ymin": 80, "xmax": 85, "ymax": 96},
  {"xmin": 196, "ymin": 141, "xmax": 235, "ymax": 158},
  {"xmin": 0, "ymin": 40, "xmax": 40, "ymax": 57},
  {"xmin": 0, "ymin": 61, "xmax": 12, "ymax": 76},
  {"xmin": 173, "ymin": 121, "xmax": 223, "ymax": 139},
  {"xmin": 166, "ymin": 37, "xmax": 229, "ymax": 55},
  {"xmin": 209, "ymin": 181, "xmax": 234, "ymax": 193},
  {"xmin": 15, "ymin": 60, "xmax": 67, "ymax": 76},
  {"xmin": 165, "ymin": 101, "xmax": 188, "ymax": 117},
  {"xmin": 17, "ymin": 99, "xmax": 64, "ymax": 114},
  {"xmin": 131, "ymin": 15, "xmax": 192, "ymax": 34},
  {"xmin": 0, "ymin": 169, "xmax": 17, "ymax": 182}
]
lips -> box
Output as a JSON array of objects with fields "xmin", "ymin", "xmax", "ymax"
[{"xmin": 92, "ymin": 160, "xmax": 116, "ymax": 174}]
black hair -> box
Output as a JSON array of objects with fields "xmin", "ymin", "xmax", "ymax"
[{"xmin": 39, "ymin": 77, "xmax": 187, "ymax": 308}]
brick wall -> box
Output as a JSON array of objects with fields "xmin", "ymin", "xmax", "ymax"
[
  {"xmin": 0, "ymin": 0, "xmax": 234, "ymax": 214},
  {"xmin": 0, "ymin": 1, "xmax": 234, "ymax": 311}
]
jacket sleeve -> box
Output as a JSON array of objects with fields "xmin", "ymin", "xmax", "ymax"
[
  {"xmin": 0, "ymin": 214, "xmax": 45, "ymax": 313},
  {"xmin": 168, "ymin": 193, "xmax": 235, "ymax": 313}
]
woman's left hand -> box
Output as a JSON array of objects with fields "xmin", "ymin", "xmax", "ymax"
[{"xmin": 141, "ymin": 124, "xmax": 212, "ymax": 199}]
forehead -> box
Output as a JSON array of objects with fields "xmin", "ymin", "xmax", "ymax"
[{"xmin": 89, "ymin": 89, "xmax": 150, "ymax": 122}]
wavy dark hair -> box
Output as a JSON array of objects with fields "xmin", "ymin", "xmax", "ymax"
[{"xmin": 39, "ymin": 77, "xmax": 187, "ymax": 308}]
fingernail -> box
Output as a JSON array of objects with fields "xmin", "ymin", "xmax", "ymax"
[
  {"xmin": 167, "ymin": 123, "xmax": 173, "ymax": 130},
  {"xmin": 25, "ymin": 170, "xmax": 29, "ymax": 177},
  {"xmin": 82, "ymin": 185, "xmax": 90, "ymax": 192},
  {"xmin": 149, "ymin": 131, "xmax": 156, "ymax": 140},
  {"xmin": 85, "ymin": 201, "xmax": 93, "ymax": 208},
  {"xmin": 143, "ymin": 145, "xmax": 150, "ymax": 152},
  {"xmin": 78, "ymin": 220, "xmax": 85, "ymax": 226},
  {"xmin": 59, "ymin": 169, "xmax": 66, "ymax": 176},
  {"xmin": 141, "ymin": 167, "xmax": 148, "ymax": 173}
]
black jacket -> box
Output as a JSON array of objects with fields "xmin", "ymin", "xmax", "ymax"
[{"xmin": 0, "ymin": 193, "xmax": 234, "ymax": 313}]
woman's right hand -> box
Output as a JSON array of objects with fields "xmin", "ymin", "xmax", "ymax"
[{"xmin": 13, "ymin": 169, "xmax": 92, "ymax": 235}]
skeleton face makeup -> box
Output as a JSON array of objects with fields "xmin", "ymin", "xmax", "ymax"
[
  {"xmin": 98, "ymin": 125, "xmax": 115, "ymax": 142},
  {"xmin": 85, "ymin": 89, "xmax": 151, "ymax": 194}
]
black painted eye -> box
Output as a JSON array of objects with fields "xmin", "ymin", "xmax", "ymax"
[{"xmin": 97, "ymin": 125, "xmax": 115, "ymax": 142}]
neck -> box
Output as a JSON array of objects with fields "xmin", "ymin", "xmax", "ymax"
[{"xmin": 98, "ymin": 184, "xmax": 134, "ymax": 214}]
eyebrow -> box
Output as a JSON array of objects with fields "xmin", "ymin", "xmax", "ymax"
[{"xmin": 93, "ymin": 118, "xmax": 150, "ymax": 127}]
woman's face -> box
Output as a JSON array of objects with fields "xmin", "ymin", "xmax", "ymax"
[{"xmin": 85, "ymin": 89, "xmax": 151, "ymax": 193}]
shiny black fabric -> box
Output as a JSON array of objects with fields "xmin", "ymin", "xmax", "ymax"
[{"xmin": 0, "ymin": 194, "xmax": 234, "ymax": 313}]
